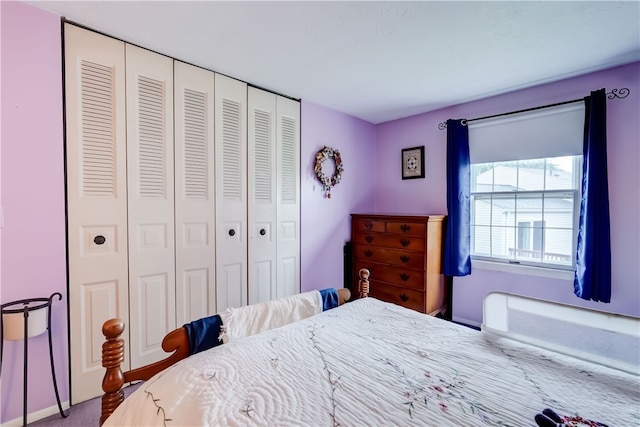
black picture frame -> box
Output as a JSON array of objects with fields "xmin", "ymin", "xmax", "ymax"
[{"xmin": 401, "ymin": 146, "xmax": 425, "ymax": 179}]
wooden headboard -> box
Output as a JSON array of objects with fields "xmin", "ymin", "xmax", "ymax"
[{"xmin": 100, "ymin": 272, "xmax": 369, "ymax": 425}]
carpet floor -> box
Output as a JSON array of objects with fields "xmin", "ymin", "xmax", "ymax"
[{"xmin": 28, "ymin": 383, "xmax": 141, "ymax": 427}]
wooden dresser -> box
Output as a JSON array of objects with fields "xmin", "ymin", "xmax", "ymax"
[{"xmin": 351, "ymin": 214, "xmax": 447, "ymax": 316}]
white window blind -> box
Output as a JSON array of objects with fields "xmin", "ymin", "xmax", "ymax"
[{"xmin": 468, "ymin": 103, "xmax": 585, "ymax": 164}]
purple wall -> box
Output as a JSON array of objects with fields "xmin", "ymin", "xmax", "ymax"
[
  {"xmin": 375, "ymin": 114, "xmax": 448, "ymax": 215},
  {"xmin": 300, "ymin": 101, "xmax": 377, "ymax": 292},
  {"xmin": 1, "ymin": 1, "xmax": 68, "ymax": 423},
  {"xmin": 376, "ymin": 62, "xmax": 640, "ymax": 324}
]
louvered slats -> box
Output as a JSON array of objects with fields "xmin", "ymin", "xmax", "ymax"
[
  {"xmin": 138, "ymin": 76, "xmax": 166, "ymax": 198},
  {"xmin": 253, "ymin": 109, "xmax": 272, "ymax": 202},
  {"xmin": 280, "ymin": 116, "xmax": 296, "ymax": 203},
  {"xmin": 222, "ymin": 98, "xmax": 242, "ymax": 199},
  {"xmin": 184, "ymin": 89, "xmax": 208, "ymax": 199},
  {"xmin": 81, "ymin": 60, "xmax": 116, "ymax": 196}
]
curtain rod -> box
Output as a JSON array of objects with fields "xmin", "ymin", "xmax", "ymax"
[{"xmin": 437, "ymin": 87, "xmax": 630, "ymax": 130}]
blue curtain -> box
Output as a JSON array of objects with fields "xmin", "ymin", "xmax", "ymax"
[
  {"xmin": 444, "ymin": 119, "xmax": 471, "ymax": 276},
  {"xmin": 574, "ymin": 89, "xmax": 611, "ymax": 302}
]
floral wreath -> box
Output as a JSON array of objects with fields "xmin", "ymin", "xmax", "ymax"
[{"xmin": 314, "ymin": 146, "xmax": 343, "ymax": 198}]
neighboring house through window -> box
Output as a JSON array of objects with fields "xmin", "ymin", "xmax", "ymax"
[{"xmin": 470, "ymin": 157, "xmax": 581, "ymax": 270}]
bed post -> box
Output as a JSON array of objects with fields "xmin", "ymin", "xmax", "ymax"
[
  {"xmin": 358, "ymin": 268, "xmax": 370, "ymax": 298},
  {"xmin": 100, "ymin": 318, "xmax": 126, "ymax": 425}
]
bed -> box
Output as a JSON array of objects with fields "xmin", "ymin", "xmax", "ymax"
[{"xmin": 100, "ymin": 270, "xmax": 639, "ymax": 426}]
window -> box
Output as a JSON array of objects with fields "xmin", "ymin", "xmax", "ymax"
[
  {"xmin": 470, "ymin": 156, "xmax": 582, "ymax": 270},
  {"xmin": 516, "ymin": 220, "xmax": 546, "ymax": 252},
  {"xmin": 465, "ymin": 102, "xmax": 585, "ymax": 273},
  {"xmin": 517, "ymin": 221, "xmax": 531, "ymax": 250}
]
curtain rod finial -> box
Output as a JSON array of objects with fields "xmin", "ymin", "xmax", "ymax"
[{"xmin": 607, "ymin": 88, "xmax": 630, "ymax": 99}]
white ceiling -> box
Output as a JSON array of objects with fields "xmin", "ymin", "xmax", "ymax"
[{"xmin": 27, "ymin": 1, "xmax": 640, "ymax": 124}]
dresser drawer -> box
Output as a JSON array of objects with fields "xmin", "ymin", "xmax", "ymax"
[
  {"xmin": 353, "ymin": 245, "xmax": 425, "ymax": 270},
  {"xmin": 386, "ymin": 221, "xmax": 426, "ymax": 236},
  {"xmin": 352, "ymin": 232, "xmax": 425, "ymax": 251},
  {"xmin": 368, "ymin": 281, "xmax": 425, "ymax": 313},
  {"xmin": 353, "ymin": 219, "xmax": 386, "ymax": 233},
  {"xmin": 354, "ymin": 261, "xmax": 425, "ymax": 291}
]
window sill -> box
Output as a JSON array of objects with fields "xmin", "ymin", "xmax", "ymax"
[{"xmin": 472, "ymin": 259, "xmax": 574, "ymax": 281}]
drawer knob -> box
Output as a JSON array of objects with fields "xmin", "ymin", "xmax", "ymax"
[
  {"xmin": 364, "ymin": 250, "xmax": 373, "ymax": 257},
  {"xmin": 400, "ymin": 224, "xmax": 411, "ymax": 232},
  {"xmin": 364, "ymin": 235, "xmax": 373, "ymax": 243},
  {"xmin": 364, "ymin": 222, "xmax": 373, "ymax": 230},
  {"xmin": 399, "ymin": 273, "xmax": 410, "ymax": 281},
  {"xmin": 400, "ymin": 255, "xmax": 410, "ymax": 263},
  {"xmin": 400, "ymin": 239, "xmax": 410, "ymax": 247},
  {"xmin": 399, "ymin": 294, "xmax": 409, "ymax": 302}
]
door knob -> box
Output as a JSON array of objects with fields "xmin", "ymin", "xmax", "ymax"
[{"xmin": 228, "ymin": 229, "xmax": 236, "ymax": 237}]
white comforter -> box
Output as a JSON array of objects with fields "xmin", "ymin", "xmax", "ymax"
[
  {"xmin": 104, "ymin": 298, "xmax": 639, "ymax": 427},
  {"xmin": 218, "ymin": 290, "xmax": 323, "ymax": 343}
]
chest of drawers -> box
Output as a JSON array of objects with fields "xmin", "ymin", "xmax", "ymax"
[{"xmin": 351, "ymin": 214, "xmax": 446, "ymax": 316}]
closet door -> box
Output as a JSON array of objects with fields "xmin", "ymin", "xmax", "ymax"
[
  {"xmin": 174, "ymin": 61, "xmax": 216, "ymax": 325},
  {"xmin": 65, "ymin": 24, "xmax": 129, "ymax": 403},
  {"xmin": 248, "ymin": 88, "xmax": 277, "ymax": 304},
  {"xmin": 125, "ymin": 45, "xmax": 176, "ymax": 369},
  {"xmin": 215, "ymin": 74, "xmax": 248, "ymax": 312},
  {"xmin": 276, "ymin": 97, "xmax": 301, "ymax": 298}
]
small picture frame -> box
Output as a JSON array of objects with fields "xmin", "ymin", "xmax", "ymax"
[{"xmin": 401, "ymin": 146, "xmax": 425, "ymax": 180}]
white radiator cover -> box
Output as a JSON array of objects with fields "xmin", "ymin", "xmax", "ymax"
[{"xmin": 483, "ymin": 292, "xmax": 640, "ymax": 374}]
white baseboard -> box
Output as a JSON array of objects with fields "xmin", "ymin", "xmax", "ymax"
[
  {"xmin": 2, "ymin": 401, "xmax": 70, "ymax": 426},
  {"xmin": 451, "ymin": 315, "xmax": 482, "ymax": 329}
]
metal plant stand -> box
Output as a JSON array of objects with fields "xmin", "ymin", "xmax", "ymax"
[{"xmin": 0, "ymin": 293, "xmax": 67, "ymax": 426}]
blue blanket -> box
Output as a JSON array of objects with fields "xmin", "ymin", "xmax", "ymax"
[
  {"xmin": 319, "ymin": 288, "xmax": 339, "ymax": 311},
  {"xmin": 183, "ymin": 314, "xmax": 223, "ymax": 355}
]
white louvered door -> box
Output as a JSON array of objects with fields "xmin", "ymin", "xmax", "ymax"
[
  {"xmin": 65, "ymin": 25, "xmax": 130, "ymax": 403},
  {"xmin": 65, "ymin": 24, "xmax": 301, "ymax": 403},
  {"xmin": 248, "ymin": 88, "xmax": 277, "ymax": 304},
  {"xmin": 214, "ymin": 74, "xmax": 248, "ymax": 312},
  {"xmin": 276, "ymin": 96, "xmax": 301, "ymax": 298},
  {"xmin": 174, "ymin": 61, "xmax": 216, "ymax": 325},
  {"xmin": 125, "ymin": 45, "xmax": 176, "ymax": 369}
]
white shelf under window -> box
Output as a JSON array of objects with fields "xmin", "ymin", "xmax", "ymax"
[{"xmin": 472, "ymin": 259, "xmax": 575, "ymax": 281}]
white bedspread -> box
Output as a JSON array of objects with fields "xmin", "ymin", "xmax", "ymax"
[
  {"xmin": 219, "ymin": 290, "xmax": 323, "ymax": 343},
  {"xmin": 104, "ymin": 298, "xmax": 639, "ymax": 427}
]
